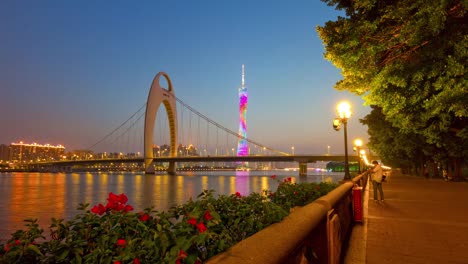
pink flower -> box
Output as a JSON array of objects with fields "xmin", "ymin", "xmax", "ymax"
[
  {"xmin": 196, "ymin": 222, "xmax": 207, "ymax": 233},
  {"xmin": 235, "ymin": 192, "xmax": 242, "ymax": 197},
  {"xmin": 204, "ymin": 210, "xmax": 213, "ymax": 221},
  {"xmin": 116, "ymin": 239, "xmax": 126, "ymax": 248},
  {"xmin": 187, "ymin": 217, "xmax": 197, "ymax": 226}
]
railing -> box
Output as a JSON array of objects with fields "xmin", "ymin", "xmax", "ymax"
[{"xmin": 206, "ymin": 172, "xmax": 368, "ymax": 264}]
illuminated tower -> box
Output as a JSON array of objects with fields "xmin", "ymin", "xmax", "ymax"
[{"xmin": 237, "ymin": 64, "xmax": 249, "ymax": 156}]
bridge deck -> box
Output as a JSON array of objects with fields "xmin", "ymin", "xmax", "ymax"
[{"xmin": 36, "ymin": 155, "xmax": 359, "ymax": 166}]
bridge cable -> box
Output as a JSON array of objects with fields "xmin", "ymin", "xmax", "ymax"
[
  {"xmin": 86, "ymin": 103, "xmax": 146, "ymax": 151},
  {"xmin": 170, "ymin": 94, "xmax": 289, "ymax": 156}
]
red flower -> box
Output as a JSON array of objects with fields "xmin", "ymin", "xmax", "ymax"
[
  {"xmin": 123, "ymin": 204, "xmax": 134, "ymax": 212},
  {"xmin": 204, "ymin": 210, "xmax": 213, "ymax": 221},
  {"xmin": 139, "ymin": 212, "xmax": 150, "ymax": 221},
  {"xmin": 287, "ymin": 177, "xmax": 292, "ymax": 182},
  {"xmin": 294, "ymin": 191, "xmax": 298, "ymax": 195},
  {"xmin": 177, "ymin": 249, "xmax": 188, "ymax": 263},
  {"xmin": 4, "ymin": 244, "xmax": 10, "ymax": 252},
  {"xmin": 15, "ymin": 240, "xmax": 21, "ymax": 245},
  {"xmin": 116, "ymin": 239, "xmax": 126, "ymax": 248},
  {"xmin": 187, "ymin": 217, "xmax": 197, "ymax": 226},
  {"xmin": 108, "ymin": 192, "xmax": 127, "ymax": 204},
  {"xmin": 133, "ymin": 258, "xmax": 140, "ymax": 264},
  {"xmin": 114, "ymin": 261, "xmax": 122, "ymax": 264},
  {"xmin": 196, "ymin": 222, "xmax": 207, "ymax": 233},
  {"xmin": 271, "ymin": 175, "xmax": 277, "ymax": 179},
  {"xmin": 235, "ymin": 192, "xmax": 242, "ymax": 197},
  {"xmin": 178, "ymin": 249, "xmax": 188, "ymax": 259},
  {"xmin": 91, "ymin": 203, "xmax": 106, "ymax": 215}
]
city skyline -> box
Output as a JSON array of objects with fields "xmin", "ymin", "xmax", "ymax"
[{"xmin": 0, "ymin": 0, "xmax": 370, "ymax": 155}]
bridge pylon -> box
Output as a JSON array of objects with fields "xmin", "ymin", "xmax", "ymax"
[{"xmin": 144, "ymin": 72, "xmax": 178, "ymax": 175}]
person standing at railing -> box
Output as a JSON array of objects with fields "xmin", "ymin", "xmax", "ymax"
[{"xmin": 369, "ymin": 160, "xmax": 384, "ymax": 201}]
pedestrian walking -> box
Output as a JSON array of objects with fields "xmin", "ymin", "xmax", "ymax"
[
  {"xmin": 369, "ymin": 160, "xmax": 384, "ymax": 201},
  {"xmin": 443, "ymin": 168, "xmax": 449, "ymax": 181}
]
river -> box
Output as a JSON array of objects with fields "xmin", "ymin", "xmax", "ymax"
[{"xmin": 0, "ymin": 170, "xmax": 344, "ymax": 242}]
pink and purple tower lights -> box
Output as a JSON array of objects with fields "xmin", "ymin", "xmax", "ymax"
[{"xmin": 237, "ymin": 64, "xmax": 249, "ymax": 156}]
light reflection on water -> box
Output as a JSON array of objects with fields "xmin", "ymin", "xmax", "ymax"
[{"xmin": 0, "ymin": 170, "xmax": 343, "ymax": 242}]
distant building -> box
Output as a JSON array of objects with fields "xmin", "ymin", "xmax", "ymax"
[
  {"xmin": 0, "ymin": 144, "xmax": 10, "ymax": 161},
  {"xmin": 9, "ymin": 141, "xmax": 65, "ymax": 163},
  {"xmin": 68, "ymin": 149, "xmax": 94, "ymax": 160}
]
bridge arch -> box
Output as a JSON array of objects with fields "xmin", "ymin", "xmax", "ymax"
[{"xmin": 144, "ymin": 72, "xmax": 178, "ymax": 174}]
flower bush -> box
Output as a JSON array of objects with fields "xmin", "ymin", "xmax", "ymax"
[
  {"xmin": 0, "ymin": 176, "xmax": 337, "ymax": 263},
  {"xmin": 265, "ymin": 175, "xmax": 338, "ymax": 212}
]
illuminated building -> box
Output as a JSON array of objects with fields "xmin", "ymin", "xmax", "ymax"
[
  {"xmin": 237, "ymin": 64, "xmax": 249, "ymax": 156},
  {"xmin": 9, "ymin": 141, "xmax": 65, "ymax": 163}
]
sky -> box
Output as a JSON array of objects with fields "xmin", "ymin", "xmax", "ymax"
[{"xmin": 0, "ymin": 0, "xmax": 370, "ymax": 155}]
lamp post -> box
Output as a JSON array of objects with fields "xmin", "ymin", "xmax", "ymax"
[
  {"xmin": 354, "ymin": 139, "xmax": 363, "ymax": 173},
  {"xmin": 333, "ymin": 102, "xmax": 352, "ymax": 180}
]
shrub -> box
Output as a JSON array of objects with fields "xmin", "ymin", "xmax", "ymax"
[{"xmin": 0, "ymin": 177, "xmax": 337, "ymax": 263}]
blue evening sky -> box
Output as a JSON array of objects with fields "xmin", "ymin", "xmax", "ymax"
[{"xmin": 0, "ymin": 0, "xmax": 370, "ymax": 155}]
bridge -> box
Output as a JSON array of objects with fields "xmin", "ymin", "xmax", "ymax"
[
  {"xmin": 31, "ymin": 155, "xmax": 359, "ymax": 174},
  {"xmin": 23, "ymin": 71, "xmax": 366, "ymax": 175}
]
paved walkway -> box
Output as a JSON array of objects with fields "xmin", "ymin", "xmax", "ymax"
[{"xmin": 345, "ymin": 171, "xmax": 468, "ymax": 264}]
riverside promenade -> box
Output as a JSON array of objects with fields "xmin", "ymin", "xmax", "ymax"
[{"xmin": 345, "ymin": 170, "xmax": 468, "ymax": 264}]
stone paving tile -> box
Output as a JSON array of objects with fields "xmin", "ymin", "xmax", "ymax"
[{"xmin": 345, "ymin": 171, "xmax": 468, "ymax": 264}]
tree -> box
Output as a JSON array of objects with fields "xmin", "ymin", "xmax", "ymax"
[
  {"xmin": 317, "ymin": 0, "xmax": 467, "ymax": 179},
  {"xmin": 361, "ymin": 106, "xmax": 441, "ymax": 175}
]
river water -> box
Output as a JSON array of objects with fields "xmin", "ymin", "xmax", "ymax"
[{"xmin": 0, "ymin": 170, "xmax": 344, "ymax": 242}]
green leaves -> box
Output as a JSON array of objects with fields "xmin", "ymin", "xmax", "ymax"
[
  {"xmin": 1, "ymin": 183, "xmax": 337, "ymax": 263},
  {"xmin": 319, "ymin": 0, "xmax": 468, "ymax": 174}
]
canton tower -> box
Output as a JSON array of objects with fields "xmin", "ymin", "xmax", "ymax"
[{"xmin": 237, "ymin": 64, "xmax": 249, "ymax": 156}]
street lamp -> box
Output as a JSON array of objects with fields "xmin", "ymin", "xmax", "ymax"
[
  {"xmin": 360, "ymin": 150, "xmax": 367, "ymax": 166},
  {"xmin": 334, "ymin": 101, "xmax": 352, "ymax": 180},
  {"xmin": 291, "ymin": 146, "xmax": 294, "ymax": 155},
  {"xmin": 354, "ymin": 139, "xmax": 363, "ymax": 173}
]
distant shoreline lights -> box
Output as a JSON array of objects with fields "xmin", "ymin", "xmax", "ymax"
[{"xmin": 10, "ymin": 141, "xmax": 65, "ymax": 149}]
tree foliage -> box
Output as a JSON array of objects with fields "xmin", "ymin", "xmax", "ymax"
[{"xmin": 317, "ymin": 0, "xmax": 467, "ymax": 177}]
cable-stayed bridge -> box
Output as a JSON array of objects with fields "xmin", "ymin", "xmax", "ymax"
[{"xmin": 28, "ymin": 72, "xmax": 360, "ymax": 176}]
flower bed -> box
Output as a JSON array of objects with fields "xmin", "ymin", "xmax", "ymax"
[{"xmin": 0, "ymin": 176, "xmax": 337, "ymax": 263}]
